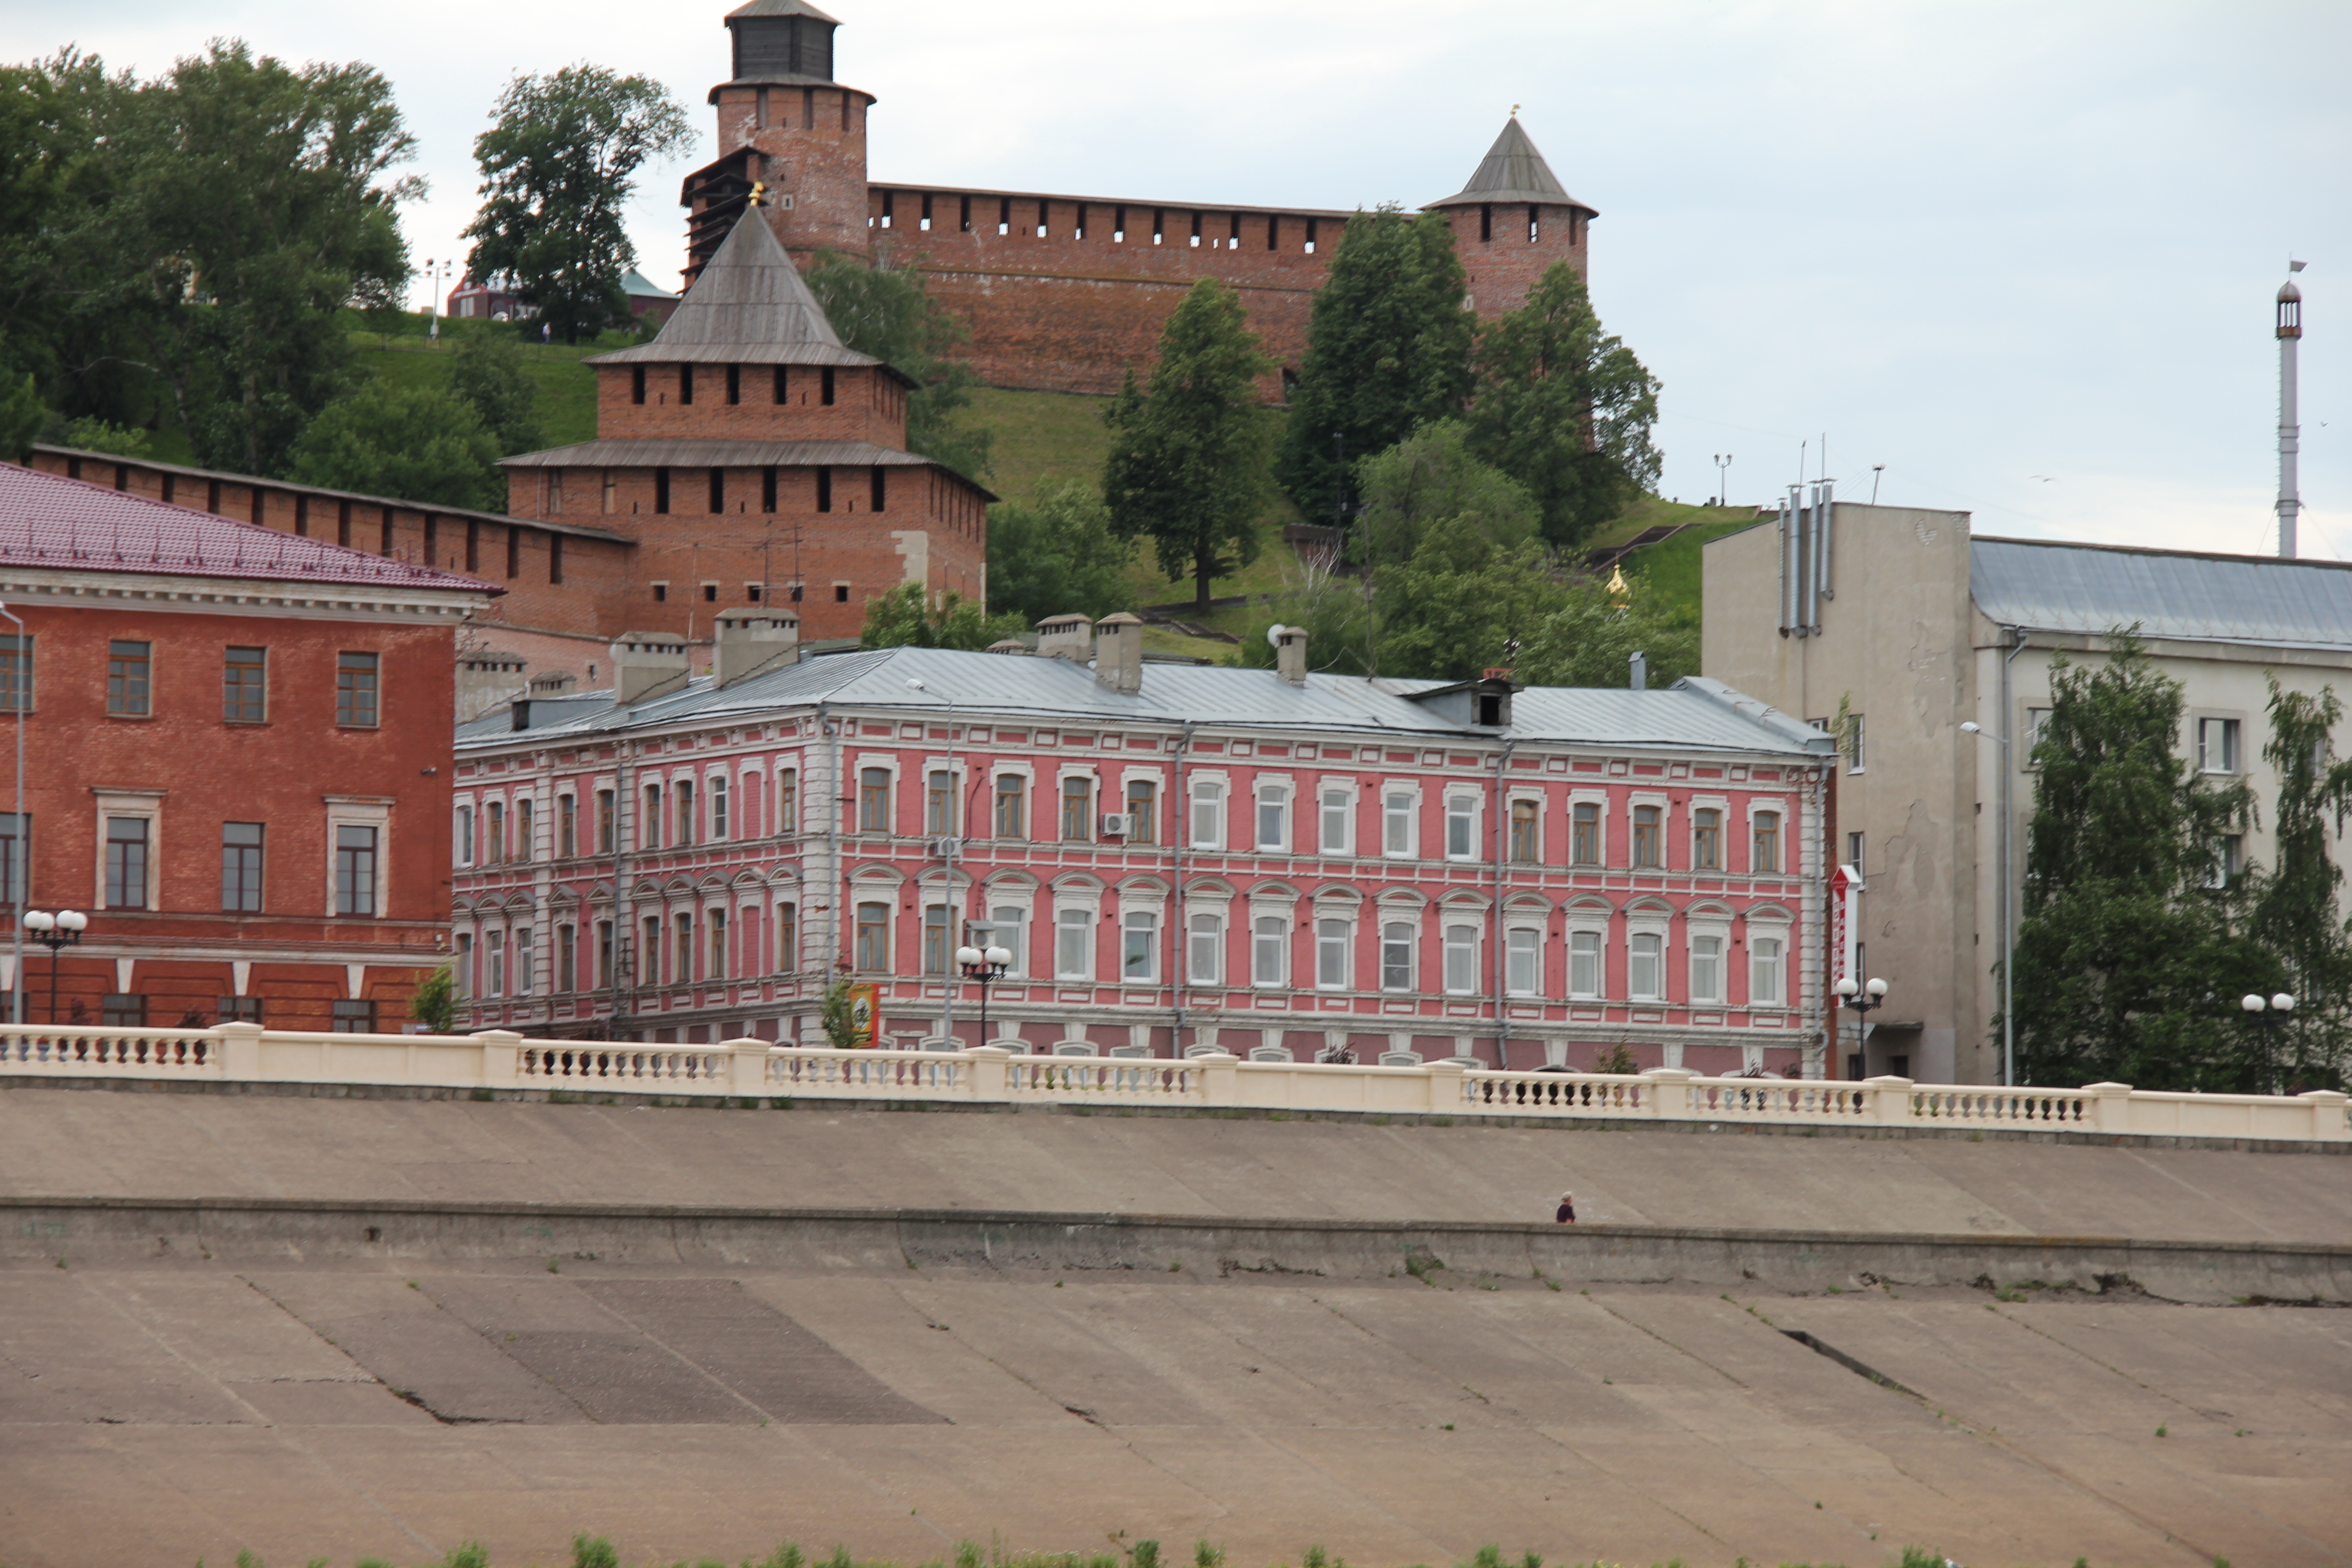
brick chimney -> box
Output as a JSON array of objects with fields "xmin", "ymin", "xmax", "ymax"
[
  {"xmin": 1037, "ymin": 613, "xmax": 1094, "ymax": 664},
  {"xmin": 1093, "ymin": 612, "xmax": 1143, "ymax": 695},
  {"xmin": 714, "ymin": 610, "xmax": 800, "ymax": 687},
  {"xmin": 1274, "ymin": 624, "xmax": 1309, "ymax": 686},
  {"xmin": 611, "ymin": 632, "xmax": 691, "ymax": 706}
]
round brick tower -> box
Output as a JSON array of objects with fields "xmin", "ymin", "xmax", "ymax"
[
  {"xmin": 682, "ymin": 0, "xmax": 874, "ymax": 286},
  {"xmin": 1426, "ymin": 117, "xmax": 1597, "ymax": 319}
]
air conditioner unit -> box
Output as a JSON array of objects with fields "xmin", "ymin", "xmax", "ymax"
[{"xmin": 1098, "ymin": 813, "xmax": 1133, "ymax": 837}]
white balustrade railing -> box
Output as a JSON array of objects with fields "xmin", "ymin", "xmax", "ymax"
[{"xmin": 0, "ymin": 1021, "xmax": 2343, "ymax": 1142}]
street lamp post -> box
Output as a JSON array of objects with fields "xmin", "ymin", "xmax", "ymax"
[
  {"xmin": 2240, "ymin": 990, "xmax": 2296, "ymax": 1096},
  {"xmin": 905, "ymin": 677, "xmax": 962, "ymax": 1045},
  {"xmin": 957, "ymin": 942, "xmax": 1012, "ymax": 1047},
  {"xmin": 1833, "ymin": 974, "xmax": 1890, "ymax": 1069},
  {"xmin": 22, "ymin": 909, "xmax": 87, "ymax": 1024},
  {"xmin": 1960, "ymin": 720, "xmax": 2016, "ymax": 1086},
  {"xmin": 1713, "ymin": 453, "xmax": 1732, "ymax": 508}
]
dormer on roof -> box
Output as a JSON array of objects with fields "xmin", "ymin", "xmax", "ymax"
[{"xmin": 1406, "ymin": 673, "xmax": 1518, "ymax": 730}]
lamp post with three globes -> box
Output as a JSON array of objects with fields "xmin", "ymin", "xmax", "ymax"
[
  {"xmin": 1835, "ymin": 973, "xmax": 1891, "ymax": 1072},
  {"xmin": 957, "ymin": 942, "xmax": 1013, "ymax": 1048},
  {"xmin": 2241, "ymin": 990, "xmax": 2295, "ymax": 1096},
  {"xmin": 22, "ymin": 909, "xmax": 87, "ymax": 1024}
]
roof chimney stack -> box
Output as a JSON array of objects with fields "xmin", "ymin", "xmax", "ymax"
[
  {"xmin": 611, "ymin": 632, "xmax": 691, "ymax": 706},
  {"xmin": 1093, "ymin": 612, "xmax": 1143, "ymax": 695},
  {"xmin": 1629, "ymin": 650, "xmax": 1647, "ymax": 691},
  {"xmin": 1037, "ymin": 613, "xmax": 1094, "ymax": 664},
  {"xmin": 1273, "ymin": 624, "xmax": 1309, "ymax": 686},
  {"xmin": 713, "ymin": 610, "xmax": 800, "ymax": 687}
]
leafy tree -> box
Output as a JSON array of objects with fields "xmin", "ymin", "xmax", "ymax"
[
  {"xmin": 57, "ymin": 416, "xmax": 152, "ymax": 458},
  {"xmin": 1371, "ymin": 514, "xmax": 1568, "ymax": 683},
  {"xmin": 1102, "ymin": 278, "xmax": 1274, "ymax": 610},
  {"xmin": 0, "ymin": 371, "xmax": 39, "ymax": 461},
  {"xmin": 857, "ymin": 583, "xmax": 1025, "ymax": 651},
  {"xmin": 408, "ymin": 966, "xmax": 459, "ymax": 1034},
  {"xmin": 2011, "ymin": 632, "xmax": 2271, "ymax": 1089},
  {"xmin": 1353, "ymin": 418, "xmax": 1538, "ymax": 568},
  {"xmin": 804, "ymin": 250, "xmax": 991, "ymax": 480},
  {"xmin": 819, "ymin": 974, "xmax": 869, "ymax": 1048},
  {"xmin": 286, "ymin": 379, "xmax": 504, "ymax": 512},
  {"xmin": 462, "ymin": 65, "xmax": 693, "ymax": 345},
  {"xmin": 1514, "ymin": 579, "xmax": 1698, "ymax": 690},
  {"xmin": 446, "ymin": 331, "xmax": 543, "ymax": 453},
  {"xmin": 1276, "ymin": 206, "xmax": 1475, "ymax": 524},
  {"xmin": 1466, "ymin": 261, "xmax": 1661, "ymax": 549},
  {"xmin": 2248, "ymin": 676, "xmax": 2352, "ymax": 1089},
  {"xmin": 984, "ymin": 480, "xmax": 1132, "ymax": 625}
]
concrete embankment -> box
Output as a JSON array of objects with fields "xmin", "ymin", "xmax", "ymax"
[{"xmin": 11, "ymin": 1196, "xmax": 2348, "ymax": 1305}]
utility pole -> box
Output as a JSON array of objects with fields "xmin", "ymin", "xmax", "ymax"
[{"xmin": 2277, "ymin": 261, "xmax": 2306, "ymax": 559}]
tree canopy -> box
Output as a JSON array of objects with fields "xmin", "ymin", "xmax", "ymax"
[
  {"xmin": 1276, "ymin": 207, "xmax": 1474, "ymax": 524},
  {"xmin": 803, "ymin": 250, "xmax": 990, "ymax": 480},
  {"xmin": 446, "ymin": 331, "xmax": 543, "ymax": 454},
  {"xmin": 462, "ymin": 65, "xmax": 692, "ymax": 345},
  {"xmin": 857, "ymin": 584, "xmax": 1025, "ymax": 652},
  {"xmin": 1102, "ymin": 278, "xmax": 1274, "ymax": 610},
  {"xmin": 984, "ymin": 479, "xmax": 1132, "ymax": 626},
  {"xmin": 285, "ymin": 378, "xmax": 504, "ymax": 512},
  {"xmin": 2248, "ymin": 677, "xmax": 2352, "ymax": 1089}
]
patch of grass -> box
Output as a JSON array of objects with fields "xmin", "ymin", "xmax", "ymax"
[{"xmin": 348, "ymin": 332, "xmax": 602, "ymax": 450}]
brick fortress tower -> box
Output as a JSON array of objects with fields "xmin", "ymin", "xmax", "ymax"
[
  {"xmin": 500, "ymin": 205, "xmax": 992, "ymax": 647},
  {"xmin": 676, "ymin": 2, "xmax": 1599, "ymax": 397}
]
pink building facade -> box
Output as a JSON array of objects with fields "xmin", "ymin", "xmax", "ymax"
[{"xmin": 451, "ymin": 619, "xmax": 1837, "ymax": 1076}]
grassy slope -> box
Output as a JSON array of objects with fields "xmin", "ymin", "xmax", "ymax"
[{"xmin": 347, "ymin": 331, "xmax": 603, "ymax": 448}]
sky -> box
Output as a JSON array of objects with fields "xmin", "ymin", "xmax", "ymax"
[{"xmin": 10, "ymin": 0, "xmax": 2348, "ymax": 558}]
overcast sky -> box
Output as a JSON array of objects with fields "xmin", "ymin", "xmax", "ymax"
[{"xmin": 13, "ymin": 0, "xmax": 2348, "ymax": 557}]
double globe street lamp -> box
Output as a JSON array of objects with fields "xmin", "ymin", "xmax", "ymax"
[
  {"xmin": 956, "ymin": 942, "xmax": 1013, "ymax": 1047},
  {"xmin": 22, "ymin": 909, "xmax": 87, "ymax": 1025},
  {"xmin": 1835, "ymin": 973, "xmax": 1891, "ymax": 1074},
  {"xmin": 2240, "ymin": 990, "xmax": 2295, "ymax": 1096}
]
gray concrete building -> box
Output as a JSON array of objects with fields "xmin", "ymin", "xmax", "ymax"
[{"xmin": 1704, "ymin": 500, "xmax": 2352, "ymax": 1085}]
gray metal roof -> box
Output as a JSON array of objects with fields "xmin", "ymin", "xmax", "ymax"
[
  {"xmin": 588, "ymin": 206, "xmax": 885, "ymax": 371},
  {"xmin": 620, "ymin": 269, "xmax": 675, "ymax": 301},
  {"xmin": 1971, "ymin": 536, "xmax": 2352, "ymax": 652},
  {"xmin": 498, "ymin": 441, "xmax": 996, "ymax": 499},
  {"xmin": 1430, "ymin": 118, "xmax": 1592, "ymax": 212},
  {"xmin": 457, "ymin": 644, "xmax": 1829, "ymax": 758},
  {"xmin": 727, "ymin": 0, "xmax": 838, "ymax": 19}
]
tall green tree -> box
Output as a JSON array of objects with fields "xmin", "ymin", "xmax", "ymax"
[
  {"xmin": 1353, "ymin": 418, "xmax": 1538, "ymax": 568},
  {"xmin": 984, "ymin": 480, "xmax": 1132, "ymax": 625},
  {"xmin": 1514, "ymin": 580, "xmax": 1698, "ymax": 690},
  {"xmin": 804, "ymin": 250, "xmax": 991, "ymax": 480},
  {"xmin": 1466, "ymin": 261, "xmax": 1661, "ymax": 549},
  {"xmin": 2249, "ymin": 677, "xmax": 2352, "ymax": 1089},
  {"xmin": 1369, "ymin": 514, "xmax": 1567, "ymax": 683},
  {"xmin": 2011, "ymin": 632, "xmax": 2271, "ymax": 1090},
  {"xmin": 1276, "ymin": 206, "xmax": 1474, "ymax": 524},
  {"xmin": 286, "ymin": 379, "xmax": 504, "ymax": 513},
  {"xmin": 462, "ymin": 65, "xmax": 692, "ymax": 345},
  {"xmin": 447, "ymin": 331, "xmax": 543, "ymax": 453},
  {"xmin": 1103, "ymin": 278, "xmax": 1273, "ymax": 610},
  {"xmin": 857, "ymin": 584, "xmax": 1025, "ymax": 651}
]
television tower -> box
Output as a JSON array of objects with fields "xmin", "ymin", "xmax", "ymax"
[{"xmin": 2277, "ymin": 261, "xmax": 2305, "ymax": 558}]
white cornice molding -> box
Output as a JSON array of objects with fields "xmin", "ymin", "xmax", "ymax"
[{"xmin": 0, "ymin": 567, "xmax": 485, "ymax": 622}]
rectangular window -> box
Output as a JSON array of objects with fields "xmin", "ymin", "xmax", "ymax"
[
  {"xmin": 1628, "ymin": 932, "xmax": 1662, "ymax": 1000},
  {"xmin": 221, "ymin": 822, "xmax": 263, "ymax": 913},
  {"xmin": 1252, "ymin": 915, "xmax": 1287, "ymax": 986},
  {"xmin": 456, "ymin": 805, "xmax": 474, "ymax": 867},
  {"xmin": 0, "ymin": 812, "xmax": 27, "ymax": 908},
  {"xmin": 1691, "ymin": 934, "xmax": 1724, "ymax": 1004},
  {"xmin": 1569, "ymin": 930, "xmax": 1601, "ymax": 999},
  {"xmin": 644, "ymin": 915, "xmax": 664, "ymax": 985},
  {"xmin": 455, "ymin": 933, "xmax": 472, "ymax": 998},
  {"xmin": 334, "ymin": 824, "xmax": 378, "ymax": 916},
  {"xmin": 1383, "ymin": 790, "xmax": 1414, "ymax": 857},
  {"xmin": 107, "ymin": 640, "xmax": 152, "ymax": 716},
  {"xmin": 336, "ymin": 652, "xmax": 379, "ymax": 728},
  {"xmin": 514, "ymin": 925, "xmax": 535, "ymax": 996},
  {"xmin": 1441, "ymin": 923, "xmax": 1477, "ymax": 994},
  {"xmin": 1632, "ymin": 805, "xmax": 1661, "ymax": 868},
  {"xmin": 1256, "ymin": 786, "xmax": 1289, "ymax": 852},
  {"xmin": 855, "ymin": 902, "xmax": 890, "ymax": 971},
  {"xmin": 1380, "ymin": 921, "xmax": 1414, "ymax": 991},
  {"xmin": 0, "ymin": 633, "xmax": 33, "ymax": 711},
  {"xmin": 776, "ymin": 770, "xmax": 797, "ymax": 835},
  {"xmin": 1505, "ymin": 928, "xmax": 1539, "ymax": 995},
  {"xmin": 223, "ymin": 647, "xmax": 266, "ymax": 722},
  {"xmin": 859, "ymin": 768, "xmax": 890, "ymax": 832},
  {"xmin": 487, "ymin": 929, "xmax": 508, "ymax": 997},
  {"xmin": 558, "ymin": 923, "xmax": 577, "ymax": 993},
  {"xmin": 821, "ymin": 367, "xmax": 836, "ymax": 406},
  {"xmin": 710, "ymin": 777, "xmax": 728, "ymax": 841},
  {"xmin": 597, "ymin": 789, "xmax": 616, "ymax": 853},
  {"xmin": 1693, "ymin": 808, "xmax": 1721, "ymax": 871},
  {"xmin": 1317, "ymin": 919, "xmax": 1350, "ymax": 990},
  {"xmin": 102, "ymin": 993, "xmax": 147, "ymax": 1028},
  {"xmin": 2199, "ymin": 717, "xmax": 2242, "ymax": 775},
  {"xmin": 1186, "ymin": 912, "xmax": 1223, "ymax": 985},
  {"xmin": 2025, "ymin": 706, "xmax": 2052, "ymax": 761},
  {"xmin": 679, "ymin": 364, "xmax": 695, "ymax": 406},
  {"xmin": 1061, "ymin": 777, "xmax": 1092, "ymax": 842},
  {"xmin": 654, "ymin": 467, "xmax": 671, "ymax": 514},
  {"xmin": 709, "ymin": 468, "xmax": 725, "ymax": 513},
  {"xmin": 218, "ymin": 997, "xmax": 263, "ymax": 1024},
  {"xmin": 1055, "ymin": 909, "xmax": 1092, "ymax": 980},
  {"xmin": 330, "ymin": 999, "xmax": 376, "ymax": 1033},
  {"xmin": 596, "ymin": 921, "xmax": 613, "ymax": 988},
  {"xmin": 1509, "ymin": 800, "xmax": 1539, "ymax": 863},
  {"xmin": 926, "ymin": 769, "xmax": 956, "ymax": 836},
  {"xmin": 777, "ymin": 902, "xmax": 799, "ymax": 973},
  {"xmin": 2211, "ymin": 833, "xmax": 2245, "ymax": 888},
  {"xmin": 1124, "ymin": 778, "xmax": 1157, "ymax": 844},
  {"xmin": 675, "ymin": 780, "xmax": 695, "ymax": 848},
  {"xmin": 514, "ymin": 798, "xmax": 534, "ymax": 861},
  {"xmin": 104, "ymin": 816, "xmax": 149, "ymax": 909},
  {"xmin": 1846, "ymin": 713, "xmax": 1867, "ymax": 773},
  {"xmin": 1320, "ymin": 788, "xmax": 1352, "ymax": 855},
  {"xmin": 1750, "ymin": 936, "xmax": 1785, "ymax": 1004},
  {"xmin": 725, "ymin": 363, "xmax": 740, "ymax": 405},
  {"xmin": 1752, "ymin": 811, "xmax": 1782, "ymax": 874},
  {"xmin": 994, "ymin": 774, "xmax": 1026, "ymax": 838},
  {"xmin": 1122, "ymin": 911, "xmax": 1156, "ymax": 981},
  {"xmin": 1444, "ymin": 796, "xmax": 1475, "ymax": 859},
  {"xmin": 558, "ymin": 795, "xmax": 578, "ymax": 858},
  {"xmin": 870, "ymin": 466, "xmax": 886, "ymax": 512},
  {"xmin": 486, "ymin": 800, "xmax": 505, "ymax": 864},
  {"xmin": 1190, "ymin": 780, "xmax": 1224, "ymax": 848},
  {"xmin": 631, "ymin": 366, "xmax": 646, "ymax": 405},
  {"xmin": 1571, "ymin": 802, "xmax": 1601, "ymax": 866},
  {"xmin": 985, "ymin": 905, "xmax": 1024, "ymax": 978},
  {"xmin": 1847, "ymin": 831, "xmax": 1866, "ymax": 874},
  {"xmin": 675, "ymin": 911, "xmax": 696, "ymax": 983}
]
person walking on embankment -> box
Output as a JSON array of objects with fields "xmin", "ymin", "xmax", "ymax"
[{"xmin": 1555, "ymin": 1191, "xmax": 1576, "ymax": 1224}]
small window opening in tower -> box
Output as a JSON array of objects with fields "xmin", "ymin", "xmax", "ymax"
[
  {"xmin": 680, "ymin": 364, "xmax": 695, "ymax": 406},
  {"xmin": 655, "ymin": 467, "xmax": 671, "ymax": 514},
  {"xmin": 772, "ymin": 365, "xmax": 788, "ymax": 404},
  {"xmin": 761, "ymin": 466, "xmax": 778, "ymax": 513},
  {"xmin": 1152, "ymin": 208, "xmax": 1166, "ymax": 245},
  {"xmin": 653, "ymin": 583, "xmax": 667, "ymax": 603},
  {"xmin": 755, "ymin": 87, "xmax": 769, "ymax": 129},
  {"xmin": 817, "ymin": 469, "xmax": 833, "ymax": 513},
  {"xmin": 998, "ymin": 197, "xmax": 1011, "ymax": 236},
  {"xmin": 631, "ymin": 366, "xmax": 646, "ymax": 405},
  {"xmin": 1189, "ymin": 212, "xmax": 1201, "ymax": 248},
  {"xmin": 960, "ymin": 195, "xmax": 972, "ymax": 233},
  {"xmin": 708, "ymin": 468, "xmax": 725, "ymax": 513},
  {"xmin": 1305, "ymin": 217, "xmax": 1318, "ymax": 255},
  {"xmin": 1074, "ymin": 203, "xmax": 1088, "ymax": 240},
  {"xmin": 747, "ymin": 583, "xmax": 763, "ymax": 603},
  {"xmin": 1267, "ymin": 216, "xmax": 1279, "ymax": 251},
  {"xmin": 1229, "ymin": 212, "xmax": 1242, "ymax": 249},
  {"xmin": 1480, "ymin": 203, "xmax": 1493, "ymax": 242},
  {"xmin": 821, "ymin": 367, "xmax": 836, "ymax": 406},
  {"xmin": 880, "ymin": 191, "xmax": 893, "ymax": 229},
  {"xmin": 1528, "ymin": 204, "xmax": 1540, "ymax": 243},
  {"xmin": 870, "ymin": 466, "xmax": 887, "ymax": 512},
  {"xmin": 1113, "ymin": 206, "xmax": 1126, "ymax": 243},
  {"xmin": 920, "ymin": 193, "xmax": 933, "ymax": 231},
  {"xmin": 1036, "ymin": 199, "xmax": 1049, "ymax": 239},
  {"xmin": 833, "ymin": 584, "xmax": 848, "ymax": 603},
  {"xmin": 725, "ymin": 364, "xmax": 741, "ymax": 405},
  {"xmin": 801, "ymin": 87, "xmax": 814, "ymax": 128},
  {"xmin": 1569, "ymin": 211, "xmax": 1582, "ymax": 245},
  {"xmin": 702, "ymin": 583, "xmax": 718, "ymax": 602}
]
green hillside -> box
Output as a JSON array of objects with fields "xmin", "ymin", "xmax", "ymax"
[{"xmin": 348, "ymin": 326, "xmax": 603, "ymax": 449}]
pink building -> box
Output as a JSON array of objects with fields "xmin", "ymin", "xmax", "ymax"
[{"xmin": 451, "ymin": 616, "xmax": 1837, "ymax": 1076}]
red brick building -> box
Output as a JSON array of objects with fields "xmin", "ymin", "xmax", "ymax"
[
  {"xmin": 681, "ymin": 1, "xmax": 1598, "ymax": 395},
  {"xmin": 0, "ymin": 463, "xmax": 498, "ymax": 1030}
]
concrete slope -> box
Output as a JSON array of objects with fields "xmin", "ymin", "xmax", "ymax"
[{"xmin": 3, "ymin": 1086, "xmax": 2347, "ymax": 1242}]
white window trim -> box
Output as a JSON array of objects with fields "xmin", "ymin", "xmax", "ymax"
[
  {"xmin": 1688, "ymin": 794, "xmax": 1732, "ymax": 872},
  {"xmin": 1744, "ymin": 797, "xmax": 1793, "ymax": 876},
  {"xmin": 1188, "ymin": 770, "xmax": 1231, "ymax": 850},
  {"xmin": 1377, "ymin": 911, "xmax": 1419, "ymax": 994},
  {"xmin": 1566, "ymin": 789, "xmax": 1611, "ymax": 867},
  {"xmin": 1504, "ymin": 786, "xmax": 1547, "ymax": 864},
  {"xmin": 1184, "ymin": 906, "xmax": 1227, "ymax": 986},
  {"xmin": 1441, "ymin": 789, "xmax": 1483, "ymax": 863},
  {"xmin": 1117, "ymin": 902, "xmax": 1162, "ymax": 983},
  {"xmin": 1624, "ymin": 903, "xmax": 1672, "ymax": 1002},
  {"xmin": 1626, "ymin": 791, "xmax": 1670, "ymax": 871},
  {"xmin": 920, "ymin": 757, "xmax": 971, "ymax": 837},
  {"xmin": 1380, "ymin": 780, "xmax": 1422, "ymax": 860},
  {"xmin": 1686, "ymin": 909, "xmax": 1732, "ymax": 1004},
  {"xmin": 1439, "ymin": 918, "xmax": 1481, "ymax": 995},
  {"xmin": 1051, "ymin": 883, "xmax": 1102, "ymax": 980},
  {"xmin": 1745, "ymin": 915, "xmax": 1793, "ymax": 1008},
  {"xmin": 1563, "ymin": 901, "xmax": 1612, "ymax": 1000},
  {"xmin": 852, "ymin": 754, "xmax": 903, "ymax": 834},
  {"xmin": 1253, "ymin": 774, "xmax": 1295, "ymax": 854},
  {"xmin": 1312, "ymin": 911, "xmax": 1356, "ymax": 991},
  {"xmin": 323, "ymin": 795, "xmax": 392, "ymax": 919},
  {"xmin": 1313, "ymin": 778, "xmax": 1358, "ymax": 858},
  {"xmin": 1249, "ymin": 910, "xmax": 1291, "ymax": 989},
  {"xmin": 1502, "ymin": 911, "xmax": 1546, "ymax": 998},
  {"xmin": 93, "ymin": 789, "xmax": 166, "ymax": 911}
]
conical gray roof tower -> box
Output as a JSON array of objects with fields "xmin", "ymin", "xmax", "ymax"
[
  {"xmin": 1431, "ymin": 117, "xmax": 1592, "ymax": 213},
  {"xmin": 589, "ymin": 204, "xmax": 887, "ymax": 372}
]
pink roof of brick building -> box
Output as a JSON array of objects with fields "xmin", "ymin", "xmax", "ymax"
[{"xmin": 0, "ymin": 463, "xmax": 500, "ymax": 595}]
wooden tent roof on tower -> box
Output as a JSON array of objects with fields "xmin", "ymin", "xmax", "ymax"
[{"xmin": 1431, "ymin": 117, "xmax": 1595, "ymax": 214}]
